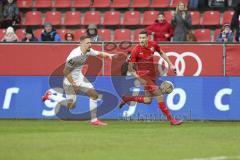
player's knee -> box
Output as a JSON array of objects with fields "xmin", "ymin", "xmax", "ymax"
[{"xmin": 144, "ymin": 97, "xmax": 152, "ymax": 104}]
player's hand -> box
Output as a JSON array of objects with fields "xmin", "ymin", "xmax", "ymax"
[
  {"xmin": 108, "ymin": 54, "xmax": 117, "ymax": 59},
  {"xmin": 170, "ymin": 65, "xmax": 177, "ymax": 74},
  {"xmin": 72, "ymin": 82, "xmax": 80, "ymax": 93}
]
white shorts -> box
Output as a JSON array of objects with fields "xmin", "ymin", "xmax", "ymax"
[{"xmin": 63, "ymin": 74, "xmax": 94, "ymax": 103}]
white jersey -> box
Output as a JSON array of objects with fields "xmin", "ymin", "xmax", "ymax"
[{"xmin": 63, "ymin": 46, "xmax": 100, "ymax": 85}]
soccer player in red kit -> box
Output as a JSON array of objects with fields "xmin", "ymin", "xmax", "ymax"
[{"xmin": 119, "ymin": 31, "xmax": 182, "ymax": 125}]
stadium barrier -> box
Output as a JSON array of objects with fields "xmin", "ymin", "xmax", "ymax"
[{"xmin": 0, "ymin": 43, "xmax": 239, "ymax": 120}]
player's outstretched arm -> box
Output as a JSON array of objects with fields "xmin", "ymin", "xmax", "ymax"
[
  {"xmin": 159, "ymin": 50, "xmax": 176, "ymax": 74},
  {"xmin": 99, "ymin": 52, "xmax": 117, "ymax": 59}
]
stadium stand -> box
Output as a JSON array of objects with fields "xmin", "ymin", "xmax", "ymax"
[
  {"xmin": 202, "ymin": 11, "xmax": 221, "ymax": 26},
  {"xmin": 53, "ymin": 0, "xmax": 72, "ymax": 8},
  {"xmin": 142, "ymin": 11, "xmax": 159, "ymax": 25},
  {"xmin": 131, "ymin": 0, "xmax": 151, "ymax": 8},
  {"xmin": 1, "ymin": 0, "xmax": 236, "ymax": 42},
  {"xmin": 72, "ymin": 0, "xmax": 91, "ymax": 8},
  {"xmin": 92, "ymin": 0, "xmax": 111, "ymax": 8},
  {"xmin": 150, "ymin": 0, "xmax": 170, "ymax": 8},
  {"xmin": 111, "ymin": 0, "xmax": 131, "ymax": 8},
  {"xmin": 63, "ymin": 11, "xmax": 81, "ymax": 26},
  {"xmin": 194, "ymin": 29, "xmax": 212, "ymax": 42},
  {"xmin": 17, "ymin": 0, "xmax": 33, "ymax": 8},
  {"xmin": 114, "ymin": 29, "xmax": 131, "ymax": 41},
  {"xmin": 103, "ymin": 11, "xmax": 121, "ymax": 25},
  {"xmin": 44, "ymin": 11, "xmax": 62, "ymax": 25},
  {"xmin": 34, "ymin": 0, "xmax": 52, "ymax": 8},
  {"xmin": 24, "ymin": 11, "xmax": 42, "ymax": 26},
  {"xmin": 82, "ymin": 11, "xmax": 101, "ymax": 25}
]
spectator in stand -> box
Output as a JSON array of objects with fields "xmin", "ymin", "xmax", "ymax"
[
  {"xmin": 171, "ymin": 1, "xmax": 192, "ymax": 41},
  {"xmin": 86, "ymin": 24, "xmax": 100, "ymax": 42},
  {"xmin": 146, "ymin": 12, "xmax": 173, "ymax": 42},
  {"xmin": 22, "ymin": 28, "xmax": 38, "ymax": 42},
  {"xmin": 0, "ymin": 0, "xmax": 3, "ymax": 27},
  {"xmin": 1, "ymin": 26, "xmax": 18, "ymax": 42},
  {"xmin": 231, "ymin": 0, "xmax": 239, "ymax": 7},
  {"xmin": 40, "ymin": 22, "xmax": 61, "ymax": 42},
  {"xmin": 65, "ymin": 32, "xmax": 74, "ymax": 42},
  {"xmin": 216, "ymin": 24, "xmax": 234, "ymax": 42},
  {"xmin": 2, "ymin": 0, "xmax": 20, "ymax": 28},
  {"xmin": 231, "ymin": 3, "xmax": 240, "ymax": 42},
  {"xmin": 189, "ymin": 0, "xmax": 199, "ymax": 9},
  {"xmin": 208, "ymin": 0, "xmax": 228, "ymax": 7}
]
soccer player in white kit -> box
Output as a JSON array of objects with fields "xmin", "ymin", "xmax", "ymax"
[{"xmin": 42, "ymin": 35, "xmax": 116, "ymax": 126}]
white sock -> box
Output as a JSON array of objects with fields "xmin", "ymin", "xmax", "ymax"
[{"xmin": 90, "ymin": 98, "xmax": 98, "ymax": 122}]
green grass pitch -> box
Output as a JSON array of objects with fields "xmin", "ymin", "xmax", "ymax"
[{"xmin": 0, "ymin": 120, "xmax": 239, "ymax": 160}]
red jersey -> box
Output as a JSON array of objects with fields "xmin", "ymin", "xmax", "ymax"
[{"xmin": 129, "ymin": 40, "xmax": 161, "ymax": 79}]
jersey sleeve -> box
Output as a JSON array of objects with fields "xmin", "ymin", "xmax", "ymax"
[
  {"xmin": 88, "ymin": 48, "xmax": 100, "ymax": 56},
  {"xmin": 153, "ymin": 42, "xmax": 161, "ymax": 53},
  {"xmin": 66, "ymin": 56, "xmax": 78, "ymax": 68},
  {"xmin": 129, "ymin": 47, "xmax": 138, "ymax": 63}
]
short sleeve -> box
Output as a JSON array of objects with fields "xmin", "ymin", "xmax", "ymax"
[
  {"xmin": 153, "ymin": 42, "xmax": 161, "ymax": 53},
  {"xmin": 129, "ymin": 47, "xmax": 138, "ymax": 63},
  {"xmin": 66, "ymin": 57, "xmax": 78, "ymax": 68},
  {"xmin": 88, "ymin": 48, "xmax": 100, "ymax": 56}
]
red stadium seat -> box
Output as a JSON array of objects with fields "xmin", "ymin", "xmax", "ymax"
[
  {"xmin": 103, "ymin": 11, "xmax": 120, "ymax": 25},
  {"xmin": 92, "ymin": 0, "xmax": 111, "ymax": 8},
  {"xmin": 150, "ymin": 0, "xmax": 170, "ymax": 8},
  {"xmin": 133, "ymin": 29, "xmax": 144, "ymax": 41},
  {"xmin": 214, "ymin": 29, "xmax": 221, "ymax": 41},
  {"xmin": 24, "ymin": 11, "xmax": 42, "ymax": 25},
  {"xmin": 222, "ymin": 10, "xmax": 234, "ymax": 25},
  {"xmin": 111, "ymin": 0, "xmax": 130, "ymax": 8},
  {"xmin": 83, "ymin": 11, "xmax": 101, "ymax": 25},
  {"xmin": 171, "ymin": 0, "xmax": 189, "ymax": 8},
  {"xmin": 190, "ymin": 11, "xmax": 200, "ymax": 25},
  {"xmin": 34, "ymin": 29, "xmax": 44, "ymax": 39},
  {"xmin": 131, "ymin": 0, "xmax": 150, "ymax": 8},
  {"xmin": 63, "ymin": 11, "xmax": 81, "ymax": 26},
  {"xmin": 34, "ymin": 0, "xmax": 52, "ymax": 8},
  {"xmin": 98, "ymin": 29, "xmax": 111, "ymax": 41},
  {"xmin": 17, "ymin": 0, "xmax": 33, "ymax": 8},
  {"xmin": 114, "ymin": 29, "xmax": 131, "ymax": 41},
  {"xmin": 57, "ymin": 29, "xmax": 71, "ymax": 40},
  {"xmin": 142, "ymin": 11, "xmax": 159, "ymax": 25},
  {"xmin": 44, "ymin": 11, "xmax": 62, "ymax": 25},
  {"xmin": 16, "ymin": 29, "xmax": 26, "ymax": 40},
  {"xmin": 194, "ymin": 29, "xmax": 211, "ymax": 42},
  {"xmin": 202, "ymin": 11, "xmax": 220, "ymax": 26},
  {"xmin": 74, "ymin": 29, "xmax": 86, "ymax": 41},
  {"xmin": 54, "ymin": 0, "xmax": 71, "ymax": 8},
  {"xmin": 0, "ymin": 29, "xmax": 6, "ymax": 40},
  {"xmin": 122, "ymin": 11, "xmax": 140, "ymax": 25},
  {"xmin": 72, "ymin": 0, "xmax": 91, "ymax": 8},
  {"xmin": 164, "ymin": 11, "xmax": 174, "ymax": 23}
]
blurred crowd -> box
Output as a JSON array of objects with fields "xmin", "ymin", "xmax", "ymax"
[{"xmin": 0, "ymin": 0, "xmax": 240, "ymax": 43}]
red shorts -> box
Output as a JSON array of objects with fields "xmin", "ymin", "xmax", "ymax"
[{"xmin": 141, "ymin": 76, "xmax": 158, "ymax": 93}]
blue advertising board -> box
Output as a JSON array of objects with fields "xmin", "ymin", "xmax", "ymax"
[{"xmin": 0, "ymin": 76, "xmax": 239, "ymax": 120}]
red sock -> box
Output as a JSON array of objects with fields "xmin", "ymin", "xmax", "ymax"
[
  {"xmin": 158, "ymin": 102, "xmax": 174, "ymax": 121},
  {"xmin": 123, "ymin": 96, "xmax": 145, "ymax": 103}
]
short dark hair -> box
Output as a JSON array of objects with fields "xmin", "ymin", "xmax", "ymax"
[
  {"xmin": 80, "ymin": 35, "xmax": 91, "ymax": 41},
  {"xmin": 138, "ymin": 30, "xmax": 148, "ymax": 36}
]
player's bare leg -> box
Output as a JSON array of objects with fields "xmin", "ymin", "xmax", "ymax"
[
  {"xmin": 85, "ymin": 88, "xmax": 107, "ymax": 126},
  {"xmin": 153, "ymin": 89, "xmax": 183, "ymax": 125},
  {"xmin": 118, "ymin": 94, "xmax": 153, "ymax": 108}
]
